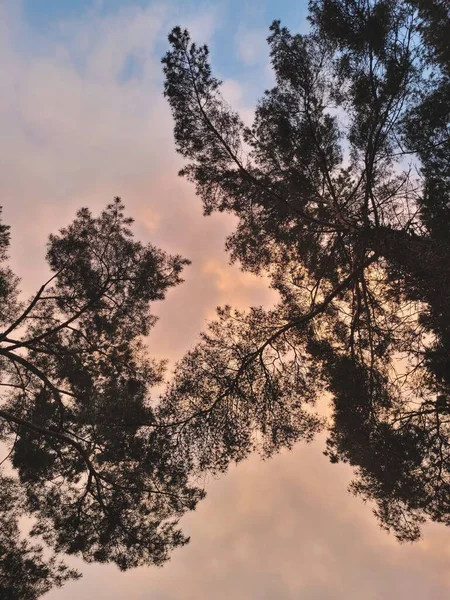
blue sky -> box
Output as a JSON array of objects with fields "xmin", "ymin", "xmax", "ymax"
[
  {"xmin": 23, "ymin": 0, "xmax": 308, "ymax": 32},
  {"xmin": 21, "ymin": 0, "xmax": 309, "ymax": 80}
]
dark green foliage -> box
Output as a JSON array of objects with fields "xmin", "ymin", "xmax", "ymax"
[
  {"xmin": 0, "ymin": 199, "xmax": 204, "ymax": 597},
  {"xmin": 0, "ymin": 477, "xmax": 80, "ymax": 600},
  {"xmin": 159, "ymin": 306, "xmax": 323, "ymax": 473},
  {"xmin": 162, "ymin": 0, "xmax": 450, "ymax": 542}
]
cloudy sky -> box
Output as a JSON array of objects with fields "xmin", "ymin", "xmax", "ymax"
[{"xmin": 2, "ymin": 1, "xmax": 450, "ymax": 598}]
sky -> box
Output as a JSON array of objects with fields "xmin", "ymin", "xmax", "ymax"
[{"xmin": 2, "ymin": 0, "xmax": 450, "ymax": 598}]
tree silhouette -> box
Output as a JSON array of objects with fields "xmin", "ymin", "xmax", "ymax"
[
  {"xmin": 0, "ymin": 200, "xmax": 204, "ymax": 598},
  {"xmin": 0, "ymin": 477, "xmax": 80, "ymax": 599},
  {"xmin": 162, "ymin": 0, "xmax": 450, "ymax": 542}
]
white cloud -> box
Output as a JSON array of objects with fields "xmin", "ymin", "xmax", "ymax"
[
  {"xmin": 235, "ymin": 26, "xmax": 269, "ymax": 67},
  {"xmin": 0, "ymin": 0, "xmax": 271, "ymax": 363}
]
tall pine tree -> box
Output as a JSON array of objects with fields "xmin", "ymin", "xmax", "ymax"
[
  {"xmin": 0, "ymin": 200, "xmax": 204, "ymax": 598},
  {"xmin": 162, "ymin": 0, "xmax": 450, "ymax": 541}
]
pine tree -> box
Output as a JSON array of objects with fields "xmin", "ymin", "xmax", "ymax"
[
  {"xmin": 162, "ymin": 0, "xmax": 450, "ymax": 541},
  {"xmin": 0, "ymin": 200, "xmax": 204, "ymax": 598}
]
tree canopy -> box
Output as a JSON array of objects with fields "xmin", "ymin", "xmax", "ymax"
[
  {"xmin": 161, "ymin": 0, "xmax": 450, "ymax": 542},
  {"xmin": 3, "ymin": 0, "xmax": 450, "ymax": 596},
  {"xmin": 0, "ymin": 200, "xmax": 204, "ymax": 599}
]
